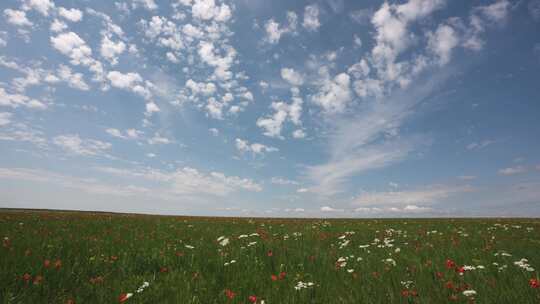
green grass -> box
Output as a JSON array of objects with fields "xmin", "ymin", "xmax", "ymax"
[{"xmin": 1, "ymin": 210, "xmax": 539, "ymax": 303}]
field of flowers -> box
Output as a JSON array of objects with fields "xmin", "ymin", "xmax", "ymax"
[{"xmin": 0, "ymin": 210, "xmax": 539, "ymax": 303}]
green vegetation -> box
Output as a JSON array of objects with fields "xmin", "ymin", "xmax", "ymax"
[{"xmin": 1, "ymin": 210, "xmax": 539, "ymax": 303}]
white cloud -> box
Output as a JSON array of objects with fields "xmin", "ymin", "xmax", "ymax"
[
  {"xmin": 185, "ymin": 79, "xmax": 216, "ymax": 96},
  {"xmin": 311, "ymin": 73, "xmax": 352, "ymax": 113},
  {"xmin": 352, "ymin": 185, "xmax": 472, "ymax": 206},
  {"xmin": 498, "ymin": 166, "xmax": 526, "ymax": 176},
  {"xmin": 58, "ymin": 7, "xmax": 83, "ymax": 22},
  {"xmin": 53, "ymin": 134, "xmax": 112, "ymax": 156},
  {"xmin": 133, "ymin": 0, "xmax": 158, "ymax": 11},
  {"xmin": 4, "ymin": 9, "xmax": 33, "ymax": 27},
  {"xmin": 320, "ymin": 206, "xmax": 343, "ymax": 212},
  {"xmin": 306, "ymin": 71, "xmax": 451, "ymax": 195},
  {"xmin": 209, "ymin": 128, "xmax": 219, "ymax": 136},
  {"xmin": 428, "ymin": 24, "xmax": 459, "ymax": 65},
  {"xmin": 264, "ymin": 12, "xmax": 298, "ymax": 44},
  {"xmin": 100, "ymin": 36, "xmax": 126, "ymax": 65},
  {"xmin": 271, "ymin": 177, "xmax": 299, "ymax": 185},
  {"xmin": 97, "ymin": 165, "xmax": 262, "ymax": 196},
  {"xmin": 369, "ymin": 0, "xmax": 446, "ymax": 88},
  {"xmin": 145, "ymin": 102, "xmax": 160, "ymax": 115},
  {"xmin": 106, "ymin": 128, "xmax": 142, "ymax": 140},
  {"xmin": 191, "ymin": 0, "xmax": 231, "ymax": 22},
  {"xmin": 354, "ymin": 205, "xmax": 433, "ymax": 214},
  {"xmin": 51, "ymin": 64, "xmax": 90, "ymax": 90},
  {"xmin": 0, "ymin": 112, "xmax": 12, "ymax": 126},
  {"xmin": 257, "ymin": 97, "xmax": 303, "ymax": 138},
  {"xmin": 292, "ymin": 129, "xmax": 306, "ymax": 139},
  {"xmin": 235, "ymin": 138, "xmax": 278, "ymax": 155},
  {"xmin": 477, "ymin": 0, "xmax": 510, "ymax": 23},
  {"xmin": 0, "ymin": 88, "xmax": 47, "ymax": 109},
  {"xmin": 50, "ymin": 19, "xmax": 67, "ymax": 32},
  {"xmin": 107, "ymin": 71, "xmax": 151, "ymax": 99},
  {"xmin": 147, "ymin": 133, "xmax": 171, "ymax": 145},
  {"xmin": 197, "ymin": 41, "xmax": 236, "ymax": 81},
  {"xmin": 0, "ymin": 167, "xmax": 151, "ymax": 198},
  {"xmin": 50, "ymin": 32, "xmax": 93, "ymax": 65},
  {"xmin": 22, "ymin": 0, "xmax": 55, "ymax": 16},
  {"xmin": 107, "ymin": 71, "xmax": 141, "ymax": 88},
  {"xmin": 458, "ymin": 175, "xmax": 477, "ymax": 180},
  {"xmin": 0, "ymin": 32, "xmax": 6, "ymax": 47},
  {"xmin": 349, "ymin": 8, "xmax": 373, "ymax": 24},
  {"xmin": 281, "ymin": 68, "xmax": 304, "ymax": 86},
  {"xmin": 303, "ymin": 4, "xmax": 321, "ymax": 31}
]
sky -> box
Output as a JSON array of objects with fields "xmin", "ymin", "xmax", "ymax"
[{"xmin": 0, "ymin": 0, "xmax": 539, "ymax": 217}]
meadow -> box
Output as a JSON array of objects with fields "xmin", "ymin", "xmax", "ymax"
[{"xmin": 0, "ymin": 210, "xmax": 539, "ymax": 303}]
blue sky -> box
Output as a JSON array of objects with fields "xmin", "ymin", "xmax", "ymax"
[{"xmin": 1, "ymin": 0, "xmax": 539, "ymax": 217}]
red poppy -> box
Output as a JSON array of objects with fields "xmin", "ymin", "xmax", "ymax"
[
  {"xmin": 118, "ymin": 293, "xmax": 132, "ymax": 303},
  {"xmin": 530, "ymin": 278, "xmax": 539, "ymax": 289},
  {"xmin": 436, "ymin": 271, "xmax": 443, "ymax": 279},
  {"xmin": 279, "ymin": 271, "xmax": 287, "ymax": 280},
  {"xmin": 111, "ymin": 256, "xmax": 119, "ymax": 262},
  {"xmin": 248, "ymin": 295, "xmax": 257, "ymax": 303},
  {"xmin": 43, "ymin": 259, "xmax": 51, "ymax": 268},
  {"xmin": 175, "ymin": 251, "xmax": 184, "ymax": 257},
  {"xmin": 22, "ymin": 273, "xmax": 32, "ymax": 283},
  {"xmin": 33, "ymin": 275, "xmax": 43, "ymax": 285},
  {"xmin": 445, "ymin": 281, "xmax": 455, "ymax": 290},
  {"xmin": 401, "ymin": 290, "xmax": 409, "ymax": 297},
  {"xmin": 224, "ymin": 289, "xmax": 236, "ymax": 299},
  {"xmin": 446, "ymin": 259, "xmax": 455, "ymax": 269},
  {"xmin": 159, "ymin": 267, "xmax": 168, "ymax": 273},
  {"xmin": 267, "ymin": 250, "xmax": 273, "ymax": 257},
  {"xmin": 271, "ymin": 274, "xmax": 278, "ymax": 281},
  {"xmin": 54, "ymin": 260, "xmax": 62, "ymax": 270},
  {"xmin": 65, "ymin": 299, "xmax": 75, "ymax": 304},
  {"xmin": 456, "ymin": 266, "xmax": 465, "ymax": 274}
]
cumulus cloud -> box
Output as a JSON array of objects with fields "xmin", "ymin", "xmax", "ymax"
[
  {"xmin": 100, "ymin": 36, "xmax": 126, "ymax": 65},
  {"xmin": 52, "ymin": 64, "xmax": 90, "ymax": 90},
  {"xmin": 50, "ymin": 32, "xmax": 93, "ymax": 65},
  {"xmin": 0, "ymin": 88, "xmax": 46, "ymax": 109},
  {"xmin": 281, "ymin": 68, "xmax": 304, "ymax": 86},
  {"xmin": 53, "ymin": 134, "xmax": 112, "ymax": 157},
  {"xmin": 311, "ymin": 73, "xmax": 352, "ymax": 113},
  {"xmin": 191, "ymin": 0, "xmax": 231, "ymax": 22},
  {"xmin": 264, "ymin": 12, "xmax": 298, "ymax": 44},
  {"xmin": 427, "ymin": 24, "xmax": 459, "ymax": 65},
  {"xmin": 132, "ymin": 0, "xmax": 158, "ymax": 11},
  {"xmin": 58, "ymin": 7, "xmax": 83, "ymax": 22},
  {"xmin": 303, "ymin": 4, "xmax": 321, "ymax": 31},
  {"xmin": 107, "ymin": 71, "xmax": 151, "ymax": 99},
  {"xmin": 22, "ymin": 0, "xmax": 55, "ymax": 16},
  {"xmin": 4, "ymin": 9, "xmax": 33, "ymax": 27},
  {"xmin": 257, "ymin": 97, "xmax": 303, "ymax": 138},
  {"xmin": 235, "ymin": 138, "xmax": 278, "ymax": 155}
]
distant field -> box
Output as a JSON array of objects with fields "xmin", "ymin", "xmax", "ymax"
[{"xmin": 1, "ymin": 210, "xmax": 539, "ymax": 303}]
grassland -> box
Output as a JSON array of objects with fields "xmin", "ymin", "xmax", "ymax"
[{"xmin": 1, "ymin": 210, "xmax": 539, "ymax": 303}]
